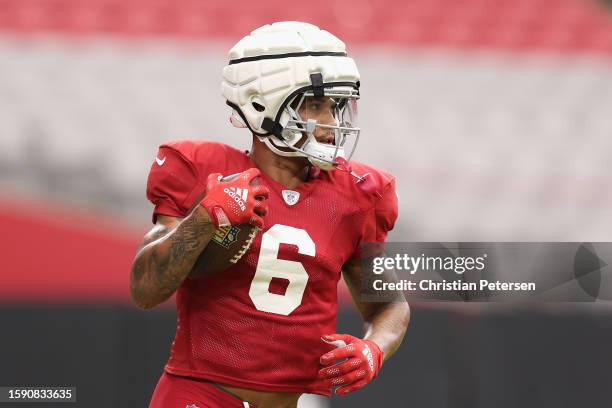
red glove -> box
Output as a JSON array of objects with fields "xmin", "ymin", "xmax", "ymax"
[
  {"xmin": 200, "ymin": 168, "xmax": 269, "ymax": 229},
  {"xmin": 318, "ymin": 334, "xmax": 384, "ymax": 395}
]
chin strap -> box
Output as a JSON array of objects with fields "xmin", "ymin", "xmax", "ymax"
[
  {"xmin": 261, "ymin": 117, "xmax": 284, "ymax": 137},
  {"xmin": 257, "ymin": 134, "xmax": 344, "ymax": 171},
  {"xmin": 257, "ymin": 135, "xmax": 304, "ymax": 158}
]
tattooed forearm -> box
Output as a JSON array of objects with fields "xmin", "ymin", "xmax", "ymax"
[
  {"xmin": 130, "ymin": 207, "xmax": 215, "ymax": 309},
  {"xmin": 131, "ymin": 228, "xmax": 167, "ymax": 282},
  {"xmin": 168, "ymin": 209, "xmax": 212, "ymax": 270}
]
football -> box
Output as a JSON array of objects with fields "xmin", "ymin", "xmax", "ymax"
[{"xmin": 188, "ymin": 173, "xmax": 261, "ymax": 278}]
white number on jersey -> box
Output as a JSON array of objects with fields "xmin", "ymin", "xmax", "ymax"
[{"xmin": 248, "ymin": 224, "xmax": 315, "ymax": 316}]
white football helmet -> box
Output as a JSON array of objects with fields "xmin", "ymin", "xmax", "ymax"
[{"xmin": 221, "ymin": 21, "xmax": 361, "ymax": 170}]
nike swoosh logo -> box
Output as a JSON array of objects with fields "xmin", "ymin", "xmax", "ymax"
[{"xmin": 155, "ymin": 156, "xmax": 166, "ymax": 166}]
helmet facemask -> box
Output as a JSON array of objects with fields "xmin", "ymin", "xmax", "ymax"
[{"xmin": 257, "ymin": 85, "xmax": 360, "ymax": 171}]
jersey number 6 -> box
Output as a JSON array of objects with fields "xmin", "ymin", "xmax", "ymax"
[{"xmin": 248, "ymin": 224, "xmax": 315, "ymax": 316}]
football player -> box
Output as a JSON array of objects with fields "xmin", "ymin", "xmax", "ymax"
[{"xmin": 130, "ymin": 21, "xmax": 410, "ymax": 408}]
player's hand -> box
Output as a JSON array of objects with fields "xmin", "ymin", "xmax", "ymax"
[
  {"xmin": 318, "ymin": 334, "xmax": 384, "ymax": 395},
  {"xmin": 200, "ymin": 168, "xmax": 269, "ymax": 229}
]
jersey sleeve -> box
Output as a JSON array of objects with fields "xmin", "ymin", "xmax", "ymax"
[
  {"xmin": 146, "ymin": 144, "xmax": 205, "ymax": 223},
  {"xmin": 351, "ymin": 177, "xmax": 399, "ymax": 259}
]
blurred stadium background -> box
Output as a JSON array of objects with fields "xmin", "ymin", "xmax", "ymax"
[{"xmin": 1, "ymin": 0, "xmax": 612, "ymax": 407}]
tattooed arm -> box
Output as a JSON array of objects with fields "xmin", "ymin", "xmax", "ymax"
[{"xmin": 130, "ymin": 207, "xmax": 215, "ymax": 309}]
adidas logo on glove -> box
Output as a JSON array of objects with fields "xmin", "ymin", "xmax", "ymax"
[{"xmin": 223, "ymin": 187, "xmax": 248, "ymax": 211}]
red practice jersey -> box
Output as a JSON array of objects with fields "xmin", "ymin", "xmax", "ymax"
[{"xmin": 146, "ymin": 140, "xmax": 398, "ymax": 396}]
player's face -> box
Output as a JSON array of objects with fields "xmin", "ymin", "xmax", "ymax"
[{"xmin": 298, "ymin": 96, "xmax": 338, "ymax": 144}]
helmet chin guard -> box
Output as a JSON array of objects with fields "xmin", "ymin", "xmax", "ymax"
[
  {"xmin": 256, "ymin": 85, "xmax": 360, "ymax": 170},
  {"xmin": 222, "ymin": 21, "xmax": 361, "ymax": 170},
  {"xmin": 258, "ymin": 133, "xmax": 346, "ymax": 171}
]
